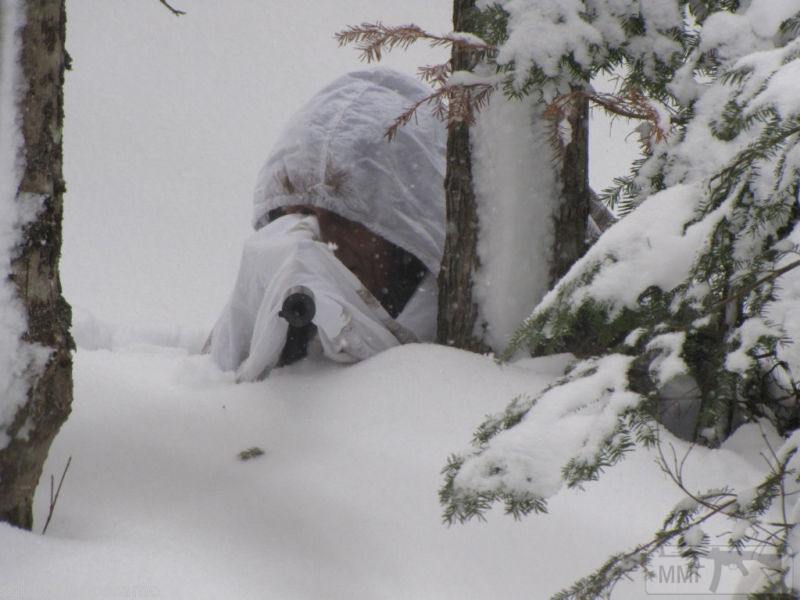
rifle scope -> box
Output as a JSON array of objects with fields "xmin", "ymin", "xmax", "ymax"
[{"xmin": 279, "ymin": 286, "xmax": 316, "ymax": 328}]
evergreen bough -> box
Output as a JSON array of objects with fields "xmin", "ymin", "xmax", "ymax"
[{"xmin": 441, "ymin": 1, "xmax": 800, "ymax": 596}]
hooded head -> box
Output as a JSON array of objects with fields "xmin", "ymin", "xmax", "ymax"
[{"xmin": 252, "ymin": 68, "xmax": 446, "ymax": 276}]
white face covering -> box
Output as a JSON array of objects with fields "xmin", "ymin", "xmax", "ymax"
[{"xmin": 210, "ymin": 214, "xmax": 409, "ymax": 380}]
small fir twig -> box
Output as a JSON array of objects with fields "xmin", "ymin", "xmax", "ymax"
[
  {"xmin": 336, "ymin": 21, "xmax": 499, "ymax": 139},
  {"xmin": 385, "ymin": 81, "xmax": 495, "ymax": 141},
  {"xmin": 41, "ymin": 456, "xmax": 72, "ymax": 535},
  {"xmin": 555, "ymin": 428, "xmax": 800, "ymax": 599},
  {"xmin": 335, "ymin": 22, "xmax": 493, "ymax": 63},
  {"xmin": 158, "ymin": 0, "xmax": 185, "ymax": 16},
  {"xmin": 418, "ymin": 63, "xmax": 450, "ymax": 87},
  {"xmin": 545, "ymin": 89, "xmax": 675, "ymax": 157},
  {"xmin": 709, "ymin": 259, "xmax": 800, "ymax": 311}
]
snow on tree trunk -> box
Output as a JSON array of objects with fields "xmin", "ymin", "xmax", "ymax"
[
  {"xmin": 471, "ymin": 94, "xmax": 560, "ymax": 351},
  {"xmin": 0, "ymin": 0, "xmax": 73, "ymax": 530},
  {"xmin": 438, "ymin": 0, "xmax": 592, "ymax": 353}
]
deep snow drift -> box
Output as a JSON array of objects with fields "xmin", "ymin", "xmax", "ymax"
[{"xmin": 0, "ymin": 343, "xmax": 777, "ymax": 599}]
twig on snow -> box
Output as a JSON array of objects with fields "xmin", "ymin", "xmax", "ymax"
[
  {"xmin": 41, "ymin": 456, "xmax": 72, "ymax": 535},
  {"xmin": 158, "ymin": 0, "xmax": 186, "ymax": 16}
]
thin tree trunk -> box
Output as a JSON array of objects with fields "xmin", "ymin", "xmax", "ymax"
[
  {"xmin": 549, "ymin": 90, "xmax": 590, "ymax": 286},
  {"xmin": 436, "ymin": 0, "xmax": 490, "ymax": 352},
  {"xmin": 0, "ymin": 0, "xmax": 73, "ymax": 530}
]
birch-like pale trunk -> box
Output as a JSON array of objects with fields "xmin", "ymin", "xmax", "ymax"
[{"xmin": 0, "ymin": 0, "xmax": 73, "ymax": 530}]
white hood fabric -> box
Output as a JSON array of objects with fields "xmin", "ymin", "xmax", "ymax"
[
  {"xmin": 253, "ymin": 67, "xmax": 446, "ymax": 275},
  {"xmin": 210, "ymin": 68, "xmax": 446, "ymax": 379}
]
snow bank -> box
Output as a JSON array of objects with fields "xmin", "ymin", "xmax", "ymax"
[
  {"xmin": 71, "ymin": 306, "xmax": 209, "ymax": 354},
  {"xmin": 0, "ymin": 345, "xmax": 769, "ymax": 599}
]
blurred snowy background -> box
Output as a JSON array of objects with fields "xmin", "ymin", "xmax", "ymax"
[
  {"xmin": 61, "ymin": 0, "xmax": 638, "ymax": 338},
  {"xmin": 62, "ymin": 0, "xmax": 452, "ymax": 333}
]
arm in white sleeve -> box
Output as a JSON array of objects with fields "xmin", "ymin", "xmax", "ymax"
[{"xmin": 210, "ymin": 214, "xmax": 411, "ymax": 380}]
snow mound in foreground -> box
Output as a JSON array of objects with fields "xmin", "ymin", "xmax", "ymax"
[{"xmin": 0, "ymin": 344, "xmax": 768, "ymax": 599}]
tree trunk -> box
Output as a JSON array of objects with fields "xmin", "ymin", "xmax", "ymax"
[
  {"xmin": 549, "ymin": 90, "xmax": 590, "ymax": 286},
  {"xmin": 0, "ymin": 0, "xmax": 73, "ymax": 530},
  {"xmin": 436, "ymin": 0, "xmax": 491, "ymax": 352}
]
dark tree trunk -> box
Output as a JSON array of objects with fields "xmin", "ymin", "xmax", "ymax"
[
  {"xmin": 0, "ymin": 0, "xmax": 73, "ymax": 530},
  {"xmin": 549, "ymin": 90, "xmax": 591, "ymax": 286},
  {"xmin": 437, "ymin": 4, "xmax": 591, "ymax": 352},
  {"xmin": 436, "ymin": 0, "xmax": 491, "ymax": 352}
]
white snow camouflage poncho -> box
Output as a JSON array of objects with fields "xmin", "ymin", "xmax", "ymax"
[{"xmin": 210, "ymin": 68, "xmax": 446, "ymax": 380}]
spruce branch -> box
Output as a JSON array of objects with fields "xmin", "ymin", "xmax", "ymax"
[
  {"xmin": 545, "ymin": 89, "xmax": 674, "ymax": 157},
  {"xmin": 335, "ymin": 22, "xmax": 498, "ymax": 140},
  {"xmin": 552, "ymin": 492, "xmax": 738, "ymax": 600},
  {"xmin": 708, "ymin": 120, "xmax": 800, "ymax": 210},
  {"xmin": 709, "ymin": 260, "xmax": 800, "ymax": 311},
  {"xmin": 158, "ymin": 0, "xmax": 185, "ymax": 16},
  {"xmin": 555, "ymin": 428, "xmax": 800, "ymax": 599},
  {"xmin": 385, "ymin": 81, "xmax": 496, "ymax": 141},
  {"xmin": 334, "ymin": 22, "xmax": 493, "ymax": 63},
  {"xmin": 418, "ymin": 63, "xmax": 450, "ymax": 87}
]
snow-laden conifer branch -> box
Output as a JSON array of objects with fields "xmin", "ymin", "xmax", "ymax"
[
  {"xmin": 709, "ymin": 259, "xmax": 800, "ymax": 312},
  {"xmin": 443, "ymin": 11, "xmax": 800, "ymax": 596},
  {"xmin": 337, "ymin": 15, "xmax": 681, "ymax": 157},
  {"xmin": 554, "ymin": 429, "xmax": 800, "ymax": 599},
  {"xmin": 495, "ymin": 8, "xmax": 800, "ymax": 443},
  {"xmin": 440, "ymin": 354, "xmax": 653, "ymax": 524}
]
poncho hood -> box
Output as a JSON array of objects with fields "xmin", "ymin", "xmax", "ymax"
[{"xmin": 252, "ymin": 68, "xmax": 446, "ymax": 275}]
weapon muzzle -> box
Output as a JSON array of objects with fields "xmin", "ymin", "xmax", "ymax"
[{"xmin": 279, "ymin": 286, "xmax": 316, "ymax": 328}]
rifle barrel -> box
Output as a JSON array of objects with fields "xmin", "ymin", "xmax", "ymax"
[{"xmin": 279, "ymin": 287, "xmax": 316, "ymax": 328}]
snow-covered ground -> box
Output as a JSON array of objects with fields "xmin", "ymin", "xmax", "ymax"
[{"xmin": 1, "ymin": 343, "xmax": 773, "ymax": 599}]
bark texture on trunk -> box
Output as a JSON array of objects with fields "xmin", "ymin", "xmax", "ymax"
[
  {"xmin": 437, "ymin": 5, "xmax": 592, "ymax": 351},
  {"xmin": 548, "ymin": 91, "xmax": 591, "ymax": 286},
  {"xmin": 436, "ymin": 0, "xmax": 491, "ymax": 352},
  {"xmin": 0, "ymin": 0, "xmax": 73, "ymax": 530}
]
